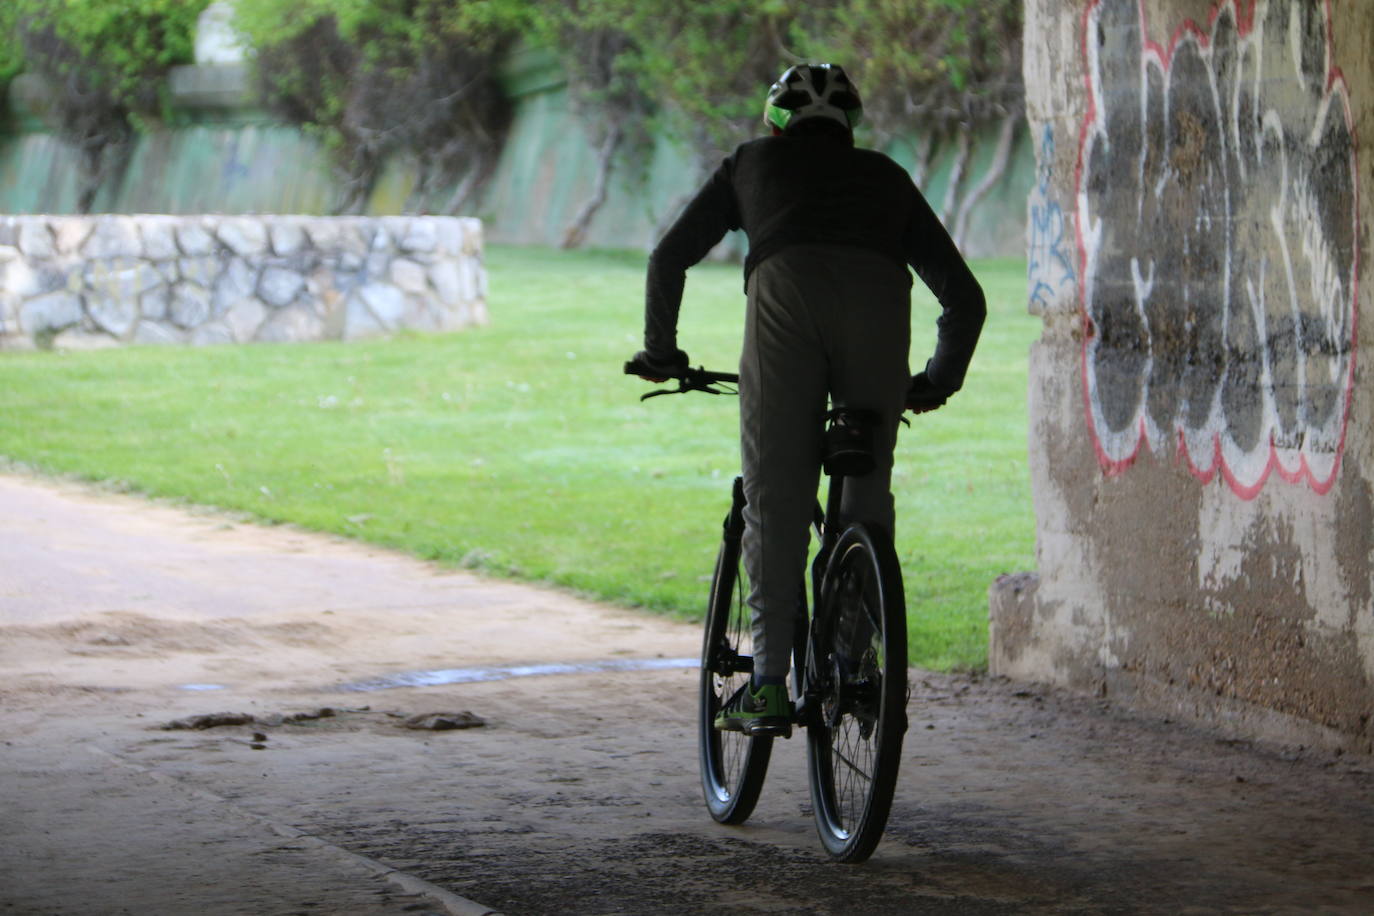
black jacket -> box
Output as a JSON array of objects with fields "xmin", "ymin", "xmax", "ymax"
[{"xmin": 644, "ymin": 132, "xmax": 985, "ymax": 393}]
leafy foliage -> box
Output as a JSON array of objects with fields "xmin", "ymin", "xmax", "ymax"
[
  {"xmin": 0, "ymin": 5, "xmax": 23, "ymax": 88},
  {"xmin": 551, "ymin": 0, "xmax": 1022, "ymax": 178},
  {"xmin": 1, "ymin": 0, "xmax": 1023, "ymax": 232},
  {"xmin": 799, "ymin": 0, "xmax": 1024, "ymax": 143},
  {"xmin": 234, "ymin": 0, "xmax": 520, "ymax": 214},
  {"xmin": 7, "ymin": 0, "xmax": 210, "ymax": 210}
]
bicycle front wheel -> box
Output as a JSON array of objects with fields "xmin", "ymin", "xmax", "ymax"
[
  {"xmin": 805, "ymin": 522, "xmax": 908, "ymax": 862},
  {"xmin": 698, "ymin": 502, "xmax": 772, "ymax": 824}
]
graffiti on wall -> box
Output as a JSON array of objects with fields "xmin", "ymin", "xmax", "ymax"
[
  {"xmin": 1029, "ymin": 125, "xmax": 1077, "ymax": 312},
  {"xmin": 1077, "ymin": 0, "xmax": 1359, "ymax": 498}
]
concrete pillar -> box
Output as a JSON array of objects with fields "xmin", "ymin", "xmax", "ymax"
[{"xmin": 997, "ymin": 0, "xmax": 1374, "ymax": 753}]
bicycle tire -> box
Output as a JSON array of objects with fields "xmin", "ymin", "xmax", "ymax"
[
  {"xmin": 698, "ymin": 501, "xmax": 772, "ymax": 825},
  {"xmin": 805, "ymin": 522, "xmax": 908, "ymax": 862}
]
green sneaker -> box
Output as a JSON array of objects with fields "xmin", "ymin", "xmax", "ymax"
[{"xmin": 714, "ymin": 682, "xmax": 793, "ymax": 738}]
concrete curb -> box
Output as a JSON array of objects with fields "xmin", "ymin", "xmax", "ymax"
[{"xmin": 90, "ymin": 746, "xmax": 502, "ymax": 916}]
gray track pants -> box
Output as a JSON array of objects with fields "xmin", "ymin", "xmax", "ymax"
[{"xmin": 739, "ymin": 244, "xmax": 912, "ymax": 680}]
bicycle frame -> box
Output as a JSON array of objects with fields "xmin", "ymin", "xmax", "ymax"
[{"xmin": 633, "ymin": 361, "xmax": 909, "ymax": 861}]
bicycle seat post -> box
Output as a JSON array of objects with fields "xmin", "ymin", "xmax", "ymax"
[{"xmin": 818, "ymin": 408, "xmax": 879, "ymax": 555}]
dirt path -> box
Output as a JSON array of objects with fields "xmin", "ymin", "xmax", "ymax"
[{"xmin": 3, "ymin": 473, "xmax": 1373, "ymax": 915}]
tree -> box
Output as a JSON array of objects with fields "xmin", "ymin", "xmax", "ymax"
[
  {"xmin": 528, "ymin": 1, "xmax": 655, "ymax": 248},
  {"xmin": 795, "ymin": 0, "xmax": 1025, "ymax": 249},
  {"xmin": 8, "ymin": 0, "xmax": 210, "ymax": 212},
  {"xmin": 235, "ymin": 0, "xmax": 520, "ymax": 214}
]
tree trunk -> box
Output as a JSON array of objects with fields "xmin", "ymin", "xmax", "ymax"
[
  {"xmin": 939, "ymin": 127, "xmax": 972, "ymax": 226},
  {"xmin": 952, "ymin": 113, "xmax": 1020, "ymax": 252},
  {"xmin": 909, "ymin": 132, "xmax": 936, "ymax": 189},
  {"xmin": 561, "ymin": 123, "xmax": 623, "ymax": 250}
]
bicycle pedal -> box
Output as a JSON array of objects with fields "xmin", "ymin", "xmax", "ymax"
[{"xmin": 745, "ymin": 721, "xmax": 792, "ymax": 739}]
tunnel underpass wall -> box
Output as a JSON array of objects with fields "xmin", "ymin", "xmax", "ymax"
[{"xmin": 994, "ymin": 0, "xmax": 1374, "ymax": 752}]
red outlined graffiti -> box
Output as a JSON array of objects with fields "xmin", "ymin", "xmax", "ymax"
[{"xmin": 1076, "ymin": 0, "xmax": 1360, "ymax": 499}]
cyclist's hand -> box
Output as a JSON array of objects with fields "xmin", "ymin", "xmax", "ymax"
[
  {"xmin": 906, "ymin": 371, "xmax": 951, "ymax": 414},
  {"xmin": 627, "ymin": 348, "xmax": 689, "ymax": 383}
]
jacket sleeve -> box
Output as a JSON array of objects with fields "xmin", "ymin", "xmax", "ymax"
[
  {"xmin": 903, "ymin": 184, "xmax": 986, "ymax": 393},
  {"xmin": 643, "ymin": 158, "xmax": 741, "ymax": 356}
]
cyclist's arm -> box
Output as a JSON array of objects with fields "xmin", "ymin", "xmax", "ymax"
[
  {"xmin": 902, "ymin": 184, "xmax": 986, "ymax": 398},
  {"xmin": 644, "ymin": 161, "xmax": 741, "ymax": 359}
]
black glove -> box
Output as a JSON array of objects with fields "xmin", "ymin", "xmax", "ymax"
[
  {"xmin": 627, "ymin": 348, "xmax": 689, "ymax": 382},
  {"xmin": 906, "ymin": 371, "xmax": 952, "ymax": 413}
]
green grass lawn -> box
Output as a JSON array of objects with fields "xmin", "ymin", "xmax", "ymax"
[{"xmin": 0, "ymin": 245, "xmax": 1038, "ymax": 670}]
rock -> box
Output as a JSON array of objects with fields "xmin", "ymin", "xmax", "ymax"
[
  {"xmin": 402, "ymin": 295, "xmax": 443, "ymax": 332},
  {"xmin": 176, "ymin": 222, "xmax": 217, "ymax": 257},
  {"xmin": 223, "ymin": 296, "xmax": 267, "ymax": 342},
  {"xmin": 20, "ymin": 291, "xmax": 83, "ymax": 334},
  {"xmin": 389, "ymin": 258, "xmax": 428, "ymax": 295},
  {"xmin": 141, "ymin": 285, "xmax": 171, "ymax": 322},
  {"xmin": 270, "ymin": 221, "xmax": 308, "ymax": 257},
  {"xmin": 257, "ymin": 265, "xmax": 305, "ymax": 308},
  {"xmin": 17, "ymin": 220, "xmax": 54, "ymax": 260},
  {"xmin": 53, "ymin": 330, "xmax": 119, "ymax": 350},
  {"xmin": 398, "ymin": 219, "xmax": 438, "ymax": 253},
  {"xmin": 139, "ymin": 217, "xmax": 180, "ymax": 261},
  {"xmin": 436, "ymin": 219, "xmax": 466, "ymax": 256},
  {"xmin": 284, "ymin": 707, "xmax": 335, "ymax": 722},
  {"xmin": 2, "ymin": 259, "xmax": 42, "ymax": 299},
  {"xmin": 359, "ymin": 282, "xmax": 407, "ymax": 328},
  {"xmin": 372, "ymin": 222, "xmax": 398, "ymax": 251},
  {"xmin": 162, "ymin": 712, "xmax": 256, "ymax": 730},
  {"xmin": 190, "ymin": 321, "xmax": 234, "ymax": 346},
  {"xmin": 343, "ymin": 293, "xmax": 386, "ymax": 340},
  {"xmin": 52, "ymin": 218, "xmax": 94, "ymax": 255},
  {"xmin": 83, "ymin": 216, "xmax": 143, "ymax": 260},
  {"xmin": 306, "ymin": 219, "xmax": 370, "ymax": 257},
  {"xmin": 133, "ymin": 321, "xmax": 184, "ymax": 345},
  {"xmin": 429, "ymin": 260, "xmax": 463, "ymax": 306},
  {"xmin": 215, "ymin": 217, "xmax": 268, "ymax": 258},
  {"xmin": 85, "ymin": 259, "xmax": 162, "ymax": 297},
  {"xmin": 256, "ymin": 303, "xmax": 322, "ymax": 342},
  {"xmin": 212, "ymin": 258, "xmax": 257, "ymax": 315},
  {"xmin": 402, "ymin": 711, "xmax": 484, "ymax": 731},
  {"xmin": 86, "ymin": 290, "xmax": 139, "ymax": 337},
  {"xmin": 178, "ymin": 257, "xmax": 218, "ymax": 289},
  {"xmin": 459, "ymin": 259, "xmax": 480, "ymax": 301},
  {"xmin": 169, "ymin": 281, "xmax": 213, "ymax": 328}
]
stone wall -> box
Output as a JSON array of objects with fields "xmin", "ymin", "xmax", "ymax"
[
  {"xmin": 0, "ymin": 215, "xmax": 486, "ymax": 349},
  {"xmin": 996, "ymin": 0, "xmax": 1374, "ymax": 753}
]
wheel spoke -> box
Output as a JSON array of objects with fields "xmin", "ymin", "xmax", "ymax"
[
  {"xmin": 806, "ymin": 525, "xmax": 906, "ymax": 862},
  {"xmin": 832, "ymin": 743, "xmax": 874, "ymax": 782},
  {"xmin": 699, "ymin": 531, "xmax": 771, "ymax": 825}
]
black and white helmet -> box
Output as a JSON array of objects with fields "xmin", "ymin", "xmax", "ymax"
[{"xmin": 763, "ymin": 63, "xmax": 863, "ymax": 132}]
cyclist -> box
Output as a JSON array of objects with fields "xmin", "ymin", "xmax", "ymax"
[{"xmin": 631, "ymin": 63, "xmax": 985, "ymax": 736}]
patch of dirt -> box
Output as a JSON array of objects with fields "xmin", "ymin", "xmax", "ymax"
[{"xmin": 2, "ymin": 473, "xmax": 1373, "ymax": 915}]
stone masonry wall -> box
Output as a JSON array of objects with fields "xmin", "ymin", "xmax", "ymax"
[
  {"xmin": 0, "ymin": 215, "xmax": 486, "ymax": 349},
  {"xmin": 996, "ymin": 0, "xmax": 1374, "ymax": 753}
]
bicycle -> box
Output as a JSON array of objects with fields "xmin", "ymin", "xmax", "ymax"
[{"xmin": 626, "ymin": 361, "xmax": 909, "ymax": 863}]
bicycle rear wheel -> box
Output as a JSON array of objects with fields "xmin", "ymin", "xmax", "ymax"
[
  {"xmin": 805, "ymin": 522, "xmax": 908, "ymax": 862},
  {"xmin": 698, "ymin": 486, "xmax": 772, "ymax": 824}
]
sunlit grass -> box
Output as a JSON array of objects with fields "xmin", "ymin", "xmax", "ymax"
[{"xmin": 0, "ymin": 245, "xmax": 1038, "ymax": 670}]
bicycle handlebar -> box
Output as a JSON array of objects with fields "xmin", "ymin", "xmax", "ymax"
[
  {"xmin": 623, "ymin": 360, "xmax": 739, "ymax": 400},
  {"xmin": 625, "ymin": 359, "xmax": 932, "ymax": 417}
]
